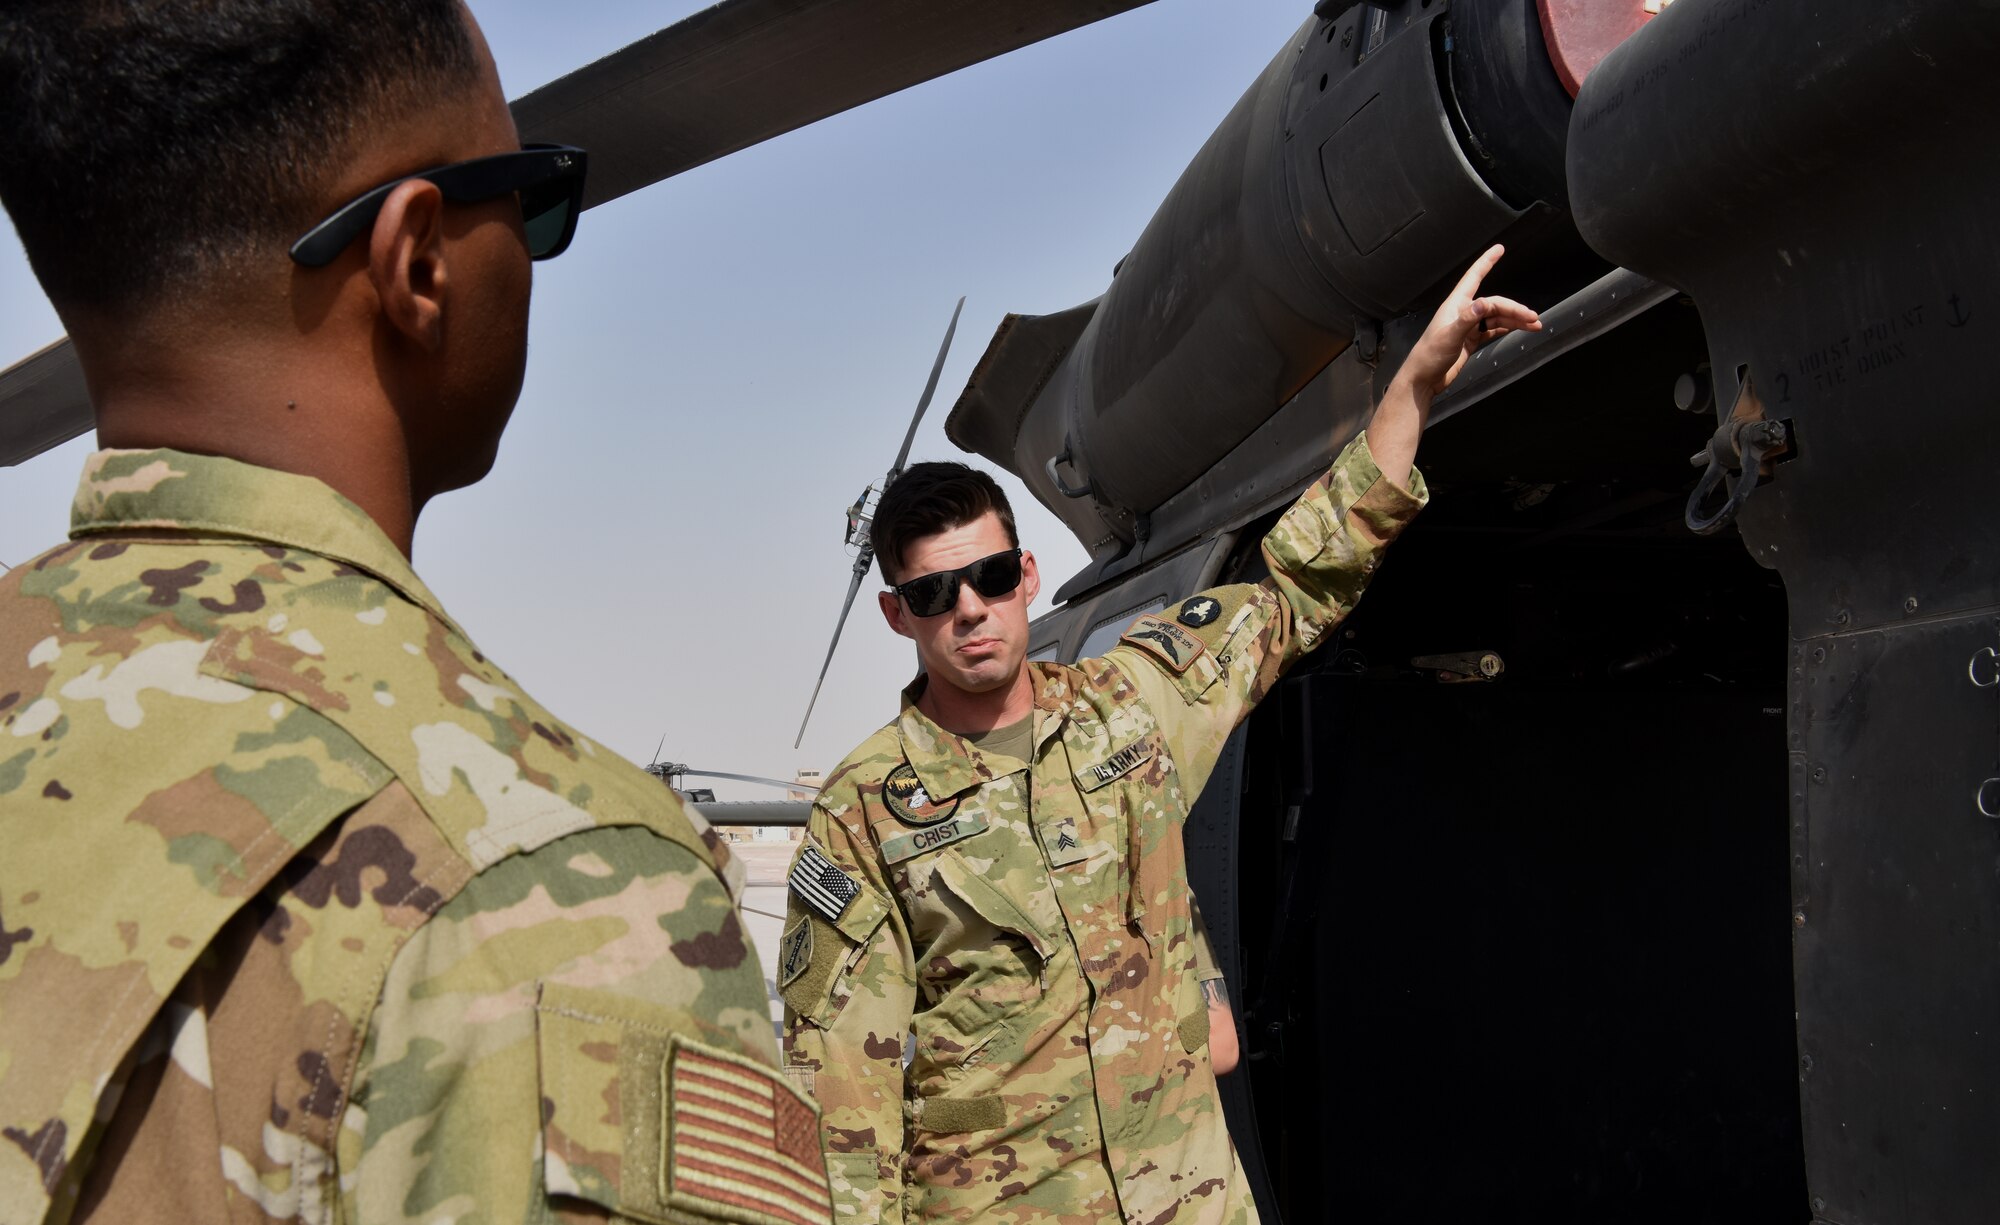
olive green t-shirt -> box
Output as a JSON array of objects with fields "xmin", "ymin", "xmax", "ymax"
[{"xmin": 967, "ymin": 715, "xmax": 1034, "ymax": 771}]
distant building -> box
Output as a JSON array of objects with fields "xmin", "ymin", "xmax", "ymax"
[
  {"xmin": 763, "ymin": 768, "xmax": 821, "ymax": 841},
  {"xmin": 789, "ymin": 769, "xmax": 823, "ymax": 802}
]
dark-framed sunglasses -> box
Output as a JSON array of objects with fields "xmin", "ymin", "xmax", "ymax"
[
  {"xmin": 288, "ymin": 143, "xmax": 588, "ymax": 267},
  {"xmin": 889, "ymin": 549, "xmax": 1025, "ymax": 618}
]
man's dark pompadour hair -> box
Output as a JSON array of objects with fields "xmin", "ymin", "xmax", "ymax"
[
  {"xmin": 0, "ymin": 0, "xmax": 480, "ymax": 316},
  {"xmin": 872, "ymin": 462, "xmax": 1019, "ymax": 581}
]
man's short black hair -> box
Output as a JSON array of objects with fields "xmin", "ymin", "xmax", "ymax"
[
  {"xmin": 0, "ymin": 0, "xmax": 480, "ymax": 318},
  {"xmin": 872, "ymin": 462, "xmax": 1019, "ymax": 581}
]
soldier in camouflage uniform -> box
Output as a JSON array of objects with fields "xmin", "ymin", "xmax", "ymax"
[
  {"xmin": 781, "ymin": 247, "xmax": 1540, "ymax": 1224},
  {"xmin": 0, "ymin": 4, "xmax": 826, "ymax": 1224}
]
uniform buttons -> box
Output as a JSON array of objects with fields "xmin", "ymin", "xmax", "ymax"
[{"xmin": 1218, "ymin": 653, "xmax": 1231, "ymax": 666}]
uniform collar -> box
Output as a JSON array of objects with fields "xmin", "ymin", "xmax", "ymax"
[
  {"xmin": 896, "ymin": 667, "xmax": 1076, "ymax": 801},
  {"xmin": 68, "ymin": 448, "xmax": 461, "ymax": 633},
  {"xmin": 1029, "ymin": 661, "xmax": 1086, "ymax": 753}
]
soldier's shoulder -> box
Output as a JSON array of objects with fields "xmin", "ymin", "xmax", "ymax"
[
  {"xmin": 178, "ymin": 549, "xmax": 724, "ymax": 882},
  {"xmin": 332, "ymin": 800, "xmax": 789, "ymax": 1219},
  {"xmin": 813, "ymin": 722, "xmax": 905, "ymax": 807},
  {"xmin": 391, "ymin": 819, "xmax": 766, "ymax": 1024},
  {"xmin": 3, "ymin": 533, "xmax": 723, "ymax": 890},
  {"xmin": 1090, "ymin": 585, "xmax": 1272, "ymax": 704},
  {"xmin": 1, "ymin": 536, "xmax": 397, "ymax": 817}
]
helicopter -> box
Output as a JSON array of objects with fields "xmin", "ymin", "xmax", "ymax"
[
  {"xmin": 3, "ymin": 1, "xmax": 1992, "ymax": 1222},
  {"xmin": 638, "ymin": 737, "xmax": 820, "ymax": 832},
  {"xmin": 792, "ymin": 0, "xmax": 1997, "ymax": 1221}
]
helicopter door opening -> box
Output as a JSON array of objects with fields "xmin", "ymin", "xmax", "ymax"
[{"xmin": 1226, "ymin": 294, "xmax": 1806, "ymax": 1222}]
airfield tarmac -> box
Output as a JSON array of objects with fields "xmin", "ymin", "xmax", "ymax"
[{"xmin": 729, "ymin": 838, "xmax": 798, "ymax": 1039}]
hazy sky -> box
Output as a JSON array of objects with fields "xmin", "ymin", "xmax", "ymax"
[{"xmin": 0, "ymin": 0, "xmax": 1314, "ymax": 796}]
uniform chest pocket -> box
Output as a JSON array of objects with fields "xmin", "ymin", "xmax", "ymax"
[{"xmin": 911, "ymin": 852, "xmax": 1058, "ymax": 1073}]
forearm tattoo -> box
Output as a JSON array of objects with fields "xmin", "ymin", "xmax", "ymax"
[{"xmin": 1201, "ymin": 977, "xmax": 1230, "ymax": 1009}]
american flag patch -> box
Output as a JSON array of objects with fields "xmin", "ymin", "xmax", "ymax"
[
  {"xmin": 789, "ymin": 844, "xmax": 860, "ymax": 922},
  {"xmin": 665, "ymin": 1037, "xmax": 831, "ymax": 1225}
]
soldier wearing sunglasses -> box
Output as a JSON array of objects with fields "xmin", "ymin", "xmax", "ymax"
[
  {"xmin": 780, "ymin": 246, "xmax": 1540, "ymax": 1225},
  {"xmin": 0, "ymin": 4, "xmax": 820, "ymax": 1224}
]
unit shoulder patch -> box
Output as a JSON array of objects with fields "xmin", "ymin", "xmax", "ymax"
[
  {"xmin": 789, "ymin": 844, "xmax": 861, "ymax": 922},
  {"xmin": 883, "ymin": 762, "xmax": 959, "ymax": 827},
  {"xmin": 1177, "ymin": 595, "xmax": 1222, "ymax": 627},
  {"xmin": 1118, "ymin": 614, "xmax": 1206, "ymax": 674}
]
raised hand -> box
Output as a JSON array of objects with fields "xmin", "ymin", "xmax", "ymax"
[
  {"xmin": 1366, "ymin": 245, "xmax": 1542, "ymax": 484},
  {"xmin": 1402, "ymin": 243, "xmax": 1543, "ymax": 397}
]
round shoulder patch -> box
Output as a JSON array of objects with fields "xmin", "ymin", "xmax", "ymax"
[
  {"xmin": 1177, "ymin": 595, "xmax": 1222, "ymax": 628},
  {"xmin": 883, "ymin": 763, "xmax": 959, "ymax": 827}
]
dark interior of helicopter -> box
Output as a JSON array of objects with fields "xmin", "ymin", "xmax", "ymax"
[{"xmin": 1196, "ymin": 297, "xmax": 1806, "ymax": 1222}]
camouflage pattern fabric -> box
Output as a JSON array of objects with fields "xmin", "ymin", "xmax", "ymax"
[
  {"xmin": 0, "ymin": 450, "xmax": 828, "ymax": 1225},
  {"xmin": 781, "ymin": 434, "xmax": 1426, "ymax": 1224},
  {"xmin": 1190, "ymin": 900, "xmax": 1223, "ymax": 988}
]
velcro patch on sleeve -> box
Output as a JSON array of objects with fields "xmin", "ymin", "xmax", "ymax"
[
  {"xmin": 1178, "ymin": 1008, "xmax": 1211, "ymax": 1054},
  {"xmin": 663, "ymin": 1035, "xmax": 832, "ymax": 1225},
  {"xmin": 789, "ymin": 844, "xmax": 861, "ymax": 922},
  {"xmin": 1119, "ymin": 614, "xmax": 1206, "ymax": 674}
]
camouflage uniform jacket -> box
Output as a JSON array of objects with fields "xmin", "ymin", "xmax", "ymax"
[
  {"xmin": 0, "ymin": 451, "xmax": 831, "ymax": 1225},
  {"xmin": 781, "ymin": 434, "xmax": 1426, "ymax": 1224}
]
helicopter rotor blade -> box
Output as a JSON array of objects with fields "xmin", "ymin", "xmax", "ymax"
[
  {"xmin": 0, "ymin": 338, "xmax": 90, "ymax": 468},
  {"xmin": 889, "ymin": 296, "xmax": 967, "ymax": 480},
  {"xmin": 1, "ymin": 0, "xmax": 1160, "ymax": 469},
  {"xmin": 797, "ymin": 296, "xmax": 966, "ymax": 747},
  {"xmin": 512, "ymin": 3, "xmax": 1157, "ymax": 212},
  {"xmin": 794, "ymin": 550, "xmax": 873, "ymax": 749},
  {"xmin": 675, "ymin": 768, "xmax": 819, "ymax": 793}
]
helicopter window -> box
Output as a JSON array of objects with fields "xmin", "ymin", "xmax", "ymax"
[{"xmin": 1076, "ymin": 597, "xmax": 1168, "ymax": 662}]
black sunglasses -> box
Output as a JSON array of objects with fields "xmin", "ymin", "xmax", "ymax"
[
  {"xmin": 889, "ymin": 549, "xmax": 1025, "ymax": 618},
  {"xmin": 289, "ymin": 143, "xmax": 588, "ymax": 267}
]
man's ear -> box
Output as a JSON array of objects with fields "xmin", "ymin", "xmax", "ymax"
[
  {"xmin": 368, "ymin": 178, "xmax": 449, "ymax": 350},
  {"xmin": 1020, "ymin": 549, "xmax": 1041, "ymax": 606},
  {"xmin": 878, "ymin": 590, "xmax": 915, "ymax": 640}
]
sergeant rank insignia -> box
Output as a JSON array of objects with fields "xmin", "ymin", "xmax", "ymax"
[
  {"xmin": 883, "ymin": 762, "xmax": 959, "ymax": 826},
  {"xmin": 1041, "ymin": 814, "xmax": 1090, "ymax": 867},
  {"xmin": 1178, "ymin": 595, "xmax": 1222, "ymax": 627},
  {"xmin": 790, "ymin": 844, "xmax": 861, "ymax": 922}
]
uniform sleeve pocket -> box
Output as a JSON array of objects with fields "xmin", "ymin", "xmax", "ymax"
[{"xmin": 536, "ymin": 982, "xmax": 834, "ymax": 1225}]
